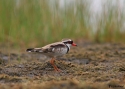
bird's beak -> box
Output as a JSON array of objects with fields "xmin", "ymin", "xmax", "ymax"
[{"xmin": 72, "ymin": 43, "xmax": 77, "ymax": 46}]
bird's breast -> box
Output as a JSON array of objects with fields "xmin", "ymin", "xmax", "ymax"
[{"xmin": 53, "ymin": 47, "xmax": 68, "ymax": 56}]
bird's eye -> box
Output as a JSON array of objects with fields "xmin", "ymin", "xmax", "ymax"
[
  {"xmin": 68, "ymin": 41, "xmax": 73, "ymax": 44},
  {"xmin": 71, "ymin": 41, "xmax": 73, "ymax": 44}
]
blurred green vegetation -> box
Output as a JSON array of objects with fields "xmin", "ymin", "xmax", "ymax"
[{"xmin": 0, "ymin": 0, "xmax": 125, "ymax": 49}]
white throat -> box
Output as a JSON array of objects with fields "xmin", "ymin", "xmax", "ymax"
[{"xmin": 65, "ymin": 44, "xmax": 71, "ymax": 49}]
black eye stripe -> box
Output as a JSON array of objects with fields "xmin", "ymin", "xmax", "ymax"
[
  {"xmin": 63, "ymin": 40, "xmax": 73, "ymax": 44},
  {"xmin": 71, "ymin": 41, "xmax": 73, "ymax": 44},
  {"xmin": 67, "ymin": 41, "xmax": 73, "ymax": 44}
]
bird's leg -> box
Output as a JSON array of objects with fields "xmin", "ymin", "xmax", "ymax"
[{"xmin": 50, "ymin": 57, "xmax": 61, "ymax": 72}]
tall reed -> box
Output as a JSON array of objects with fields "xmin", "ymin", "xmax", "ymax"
[{"xmin": 0, "ymin": 0, "xmax": 125, "ymax": 51}]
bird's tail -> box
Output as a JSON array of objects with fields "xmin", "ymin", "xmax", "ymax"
[{"xmin": 26, "ymin": 48, "xmax": 43, "ymax": 52}]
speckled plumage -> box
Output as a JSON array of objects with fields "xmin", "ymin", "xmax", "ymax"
[{"xmin": 26, "ymin": 39, "xmax": 77, "ymax": 71}]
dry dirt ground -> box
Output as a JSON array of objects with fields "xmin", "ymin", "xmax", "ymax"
[{"xmin": 0, "ymin": 42, "xmax": 125, "ymax": 89}]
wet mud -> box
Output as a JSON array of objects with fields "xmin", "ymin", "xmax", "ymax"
[{"xmin": 0, "ymin": 43, "xmax": 125, "ymax": 89}]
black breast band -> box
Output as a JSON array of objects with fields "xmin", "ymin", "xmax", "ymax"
[{"xmin": 65, "ymin": 45, "xmax": 69, "ymax": 53}]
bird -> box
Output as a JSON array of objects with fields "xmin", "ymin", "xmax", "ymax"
[{"xmin": 26, "ymin": 39, "xmax": 77, "ymax": 72}]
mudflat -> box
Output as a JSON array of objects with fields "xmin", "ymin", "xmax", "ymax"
[{"xmin": 0, "ymin": 42, "xmax": 125, "ymax": 89}]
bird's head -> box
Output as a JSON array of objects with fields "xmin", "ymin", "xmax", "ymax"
[{"xmin": 62, "ymin": 39, "xmax": 77, "ymax": 48}]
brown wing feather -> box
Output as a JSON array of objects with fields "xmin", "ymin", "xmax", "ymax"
[
  {"xmin": 42, "ymin": 47, "xmax": 53, "ymax": 53},
  {"xmin": 42, "ymin": 42, "xmax": 66, "ymax": 53},
  {"xmin": 50, "ymin": 44, "xmax": 65, "ymax": 48}
]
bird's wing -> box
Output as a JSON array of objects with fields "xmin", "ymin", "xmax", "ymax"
[{"xmin": 42, "ymin": 42, "xmax": 66, "ymax": 53}]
